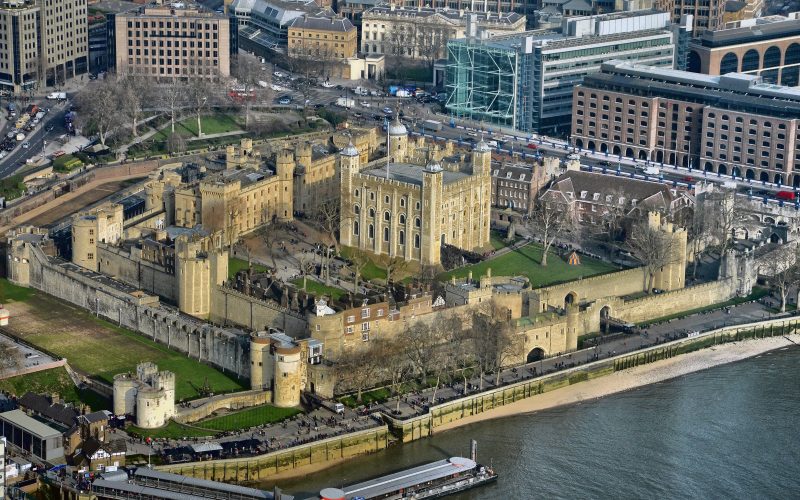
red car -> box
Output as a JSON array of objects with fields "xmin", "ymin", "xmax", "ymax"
[
  {"xmin": 776, "ymin": 191, "xmax": 796, "ymax": 201},
  {"xmin": 527, "ymin": 143, "xmax": 538, "ymax": 149},
  {"xmin": 682, "ymin": 176, "xmax": 694, "ymax": 182}
]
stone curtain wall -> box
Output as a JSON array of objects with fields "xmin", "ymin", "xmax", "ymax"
[
  {"xmin": 156, "ymin": 426, "xmax": 390, "ymax": 482},
  {"xmin": 174, "ymin": 390, "xmax": 272, "ymax": 424},
  {"xmin": 211, "ymin": 286, "xmax": 308, "ymax": 337},
  {"xmin": 27, "ymin": 245, "xmax": 251, "ymax": 379}
]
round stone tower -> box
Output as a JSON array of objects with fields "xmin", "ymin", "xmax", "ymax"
[
  {"xmin": 387, "ymin": 117, "xmax": 408, "ymax": 163},
  {"xmin": 112, "ymin": 373, "xmax": 137, "ymax": 416},
  {"xmin": 272, "ymin": 342, "xmax": 302, "ymax": 408},
  {"xmin": 250, "ymin": 332, "xmax": 271, "ymax": 391}
]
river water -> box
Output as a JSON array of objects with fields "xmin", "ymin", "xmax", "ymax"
[{"xmin": 269, "ymin": 346, "xmax": 800, "ymax": 499}]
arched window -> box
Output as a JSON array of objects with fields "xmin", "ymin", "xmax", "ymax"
[
  {"xmin": 384, "ymin": 195, "xmax": 390, "ymax": 204},
  {"xmin": 415, "ymin": 217, "xmax": 421, "ymax": 228},
  {"xmin": 720, "ymin": 52, "xmax": 738, "ymax": 74},
  {"xmin": 353, "ymin": 204, "xmax": 360, "ymax": 215},
  {"xmin": 369, "ymin": 208, "xmax": 375, "ymax": 218},
  {"xmin": 399, "ymin": 214, "xmax": 406, "ymax": 224},
  {"xmin": 353, "ymin": 221, "xmax": 359, "ymax": 235},
  {"xmin": 383, "ymin": 227, "xmax": 389, "ymax": 242},
  {"xmin": 415, "ymin": 201, "xmax": 421, "ymax": 210},
  {"xmin": 399, "ymin": 230, "xmax": 405, "ymax": 245},
  {"xmin": 763, "ymin": 46, "xmax": 782, "ymax": 68},
  {"xmin": 370, "ymin": 191, "xmax": 375, "ymax": 200},
  {"xmin": 742, "ymin": 49, "xmax": 760, "ymax": 72},
  {"xmin": 384, "ymin": 211, "xmax": 390, "ymax": 221},
  {"xmin": 414, "ymin": 234, "xmax": 420, "ymax": 248},
  {"xmin": 368, "ymin": 224, "xmax": 374, "ymax": 238},
  {"xmin": 354, "ymin": 189, "xmax": 360, "ymax": 197},
  {"xmin": 400, "ymin": 198, "xmax": 406, "ymax": 207}
]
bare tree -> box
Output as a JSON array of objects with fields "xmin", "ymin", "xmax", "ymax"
[
  {"xmin": 702, "ymin": 189, "xmax": 745, "ymax": 268},
  {"xmin": 470, "ymin": 301, "xmax": 520, "ymax": 387},
  {"xmin": 398, "ymin": 321, "xmax": 438, "ymax": 386},
  {"xmin": 224, "ymin": 199, "xmax": 242, "ymax": 249},
  {"xmin": 448, "ymin": 315, "xmax": 475, "ymax": 394},
  {"xmin": 74, "ymin": 79, "xmax": 121, "ymax": 147},
  {"xmin": 233, "ymin": 54, "xmax": 269, "ymax": 129},
  {"xmin": 627, "ymin": 221, "xmax": 678, "ymax": 293},
  {"xmin": 297, "ymin": 251, "xmax": 314, "ymax": 291},
  {"xmin": 166, "ymin": 132, "xmax": 186, "ymax": 154},
  {"xmin": 686, "ymin": 205, "xmax": 713, "ymax": 279},
  {"xmin": 156, "ymin": 80, "xmax": 186, "ymax": 134},
  {"xmin": 334, "ymin": 342, "xmax": 381, "ymax": 404},
  {"xmin": 375, "ymin": 336, "xmax": 412, "ymax": 413},
  {"xmin": 314, "ymin": 200, "xmax": 344, "ymax": 285},
  {"xmin": 118, "ymin": 75, "xmax": 151, "ymax": 138},
  {"xmin": 384, "ymin": 255, "xmax": 409, "ymax": 285},
  {"xmin": 527, "ymin": 198, "xmax": 573, "ymax": 266},
  {"xmin": 415, "ymin": 26, "xmax": 452, "ymax": 70},
  {"xmin": 764, "ymin": 245, "xmax": 799, "ymax": 313},
  {"xmin": 186, "ymin": 78, "xmax": 216, "ymax": 137},
  {"xmin": 350, "ymin": 250, "xmax": 371, "ymax": 294},
  {"xmin": 258, "ymin": 221, "xmax": 279, "ymax": 270}
]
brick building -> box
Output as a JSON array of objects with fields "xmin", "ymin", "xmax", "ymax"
[{"xmin": 572, "ymin": 60, "xmax": 800, "ymax": 188}]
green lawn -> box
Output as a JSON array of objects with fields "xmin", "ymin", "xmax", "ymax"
[
  {"xmin": 291, "ymin": 278, "xmax": 346, "ymax": 301},
  {"xmin": 194, "ymin": 404, "xmax": 301, "ymax": 431},
  {"xmin": 0, "ymin": 368, "xmax": 110, "ymax": 411},
  {"xmin": 439, "ymin": 242, "xmax": 618, "ymax": 288},
  {"xmin": 340, "ymin": 247, "xmax": 387, "ymax": 282},
  {"xmin": 153, "ymin": 114, "xmax": 242, "ymax": 140},
  {"xmin": 128, "ymin": 421, "xmax": 216, "ymax": 440},
  {"xmin": 339, "ymin": 387, "xmax": 391, "ymax": 408},
  {"xmin": 229, "ymin": 257, "xmax": 268, "ymax": 279},
  {"xmin": 0, "ymin": 278, "xmax": 35, "ymax": 302},
  {"xmin": 13, "ymin": 294, "xmax": 246, "ymax": 401},
  {"xmin": 490, "ymin": 230, "xmax": 517, "ymax": 250}
]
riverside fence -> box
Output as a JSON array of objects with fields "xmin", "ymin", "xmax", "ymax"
[{"xmin": 385, "ymin": 316, "xmax": 800, "ymax": 442}]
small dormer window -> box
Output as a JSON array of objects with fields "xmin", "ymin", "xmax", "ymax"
[
  {"xmin": 580, "ymin": 191, "xmax": 588, "ymax": 199},
  {"xmin": 506, "ymin": 172, "xmax": 513, "ymax": 178},
  {"xmin": 493, "ymin": 170, "xmax": 499, "ymax": 176},
  {"xmin": 519, "ymin": 174, "xmax": 526, "ymax": 181},
  {"xmin": 606, "ymin": 195, "xmax": 613, "ymax": 203},
  {"xmin": 631, "ymin": 199, "xmax": 638, "ymax": 206},
  {"xmin": 593, "ymin": 193, "xmax": 600, "ymax": 200},
  {"xmin": 618, "ymin": 197, "xmax": 625, "ymax": 205}
]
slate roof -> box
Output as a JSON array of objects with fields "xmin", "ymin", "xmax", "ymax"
[
  {"xmin": 541, "ymin": 170, "xmax": 673, "ymax": 212},
  {"xmin": 18, "ymin": 393, "xmax": 79, "ymax": 428},
  {"xmin": 288, "ymin": 15, "xmax": 356, "ymax": 32}
]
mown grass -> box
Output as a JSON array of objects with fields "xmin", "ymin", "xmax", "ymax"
[
  {"xmin": 0, "ymin": 278, "xmax": 35, "ymax": 302},
  {"xmin": 291, "ymin": 278, "xmax": 346, "ymax": 301},
  {"xmin": 439, "ymin": 242, "xmax": 618, "ymax": 288},
  {"xmin": 128, "ymin": 421, "xmax": 216, "ymax": 440},
  {"xmin": 0, "ymin": 367, "xmax": 110, "ymax": 411},
  {"xmin": 152, "ymin": 114, "xmax": 243, "ymax": 140},
  {"xmin": 228, "ymin": 257, "xmax": 268, "ymax": 279},
  {"xmin": 194, "ymin": 404, "xmax": 301, "ymax": 431}
]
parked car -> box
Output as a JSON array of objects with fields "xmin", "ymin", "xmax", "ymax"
[
  {"xmin": 21, "ymin": 141, "xmax": 29, "ymax": 149},
  {"xmin": 278, "ymin": 96, "xmax": 292, "ymax": 105},
  {"xmin": 273, "ymin": 71, "xmax": 286, "ymax": 78},
  {"xmin": 321, "ymin": 81, "xmax": 335, "ymax": 88},
  {"xmin": 527, "ymin": 143, "xmax": 538, "ymax": 149},
  {"xmin": 360, "ymin": 101, "xmax": 370, "ymax": 108},
  {"xmin": 776, "ymin": 191, "xmax": 796, "ymax": 201},
  {"xmin": 382, "ymin": 107, "xmax": 393, "ymax": 114}
]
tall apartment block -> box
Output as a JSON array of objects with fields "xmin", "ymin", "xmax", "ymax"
[
  {"xmin": 445, "ymin": 10, "xmax": 692, "ymax": 134},
  {"xmin": 655, "ymin": 0, "xmax": 724, "ymax": 33},
  {"xmin": 114, "ymin": 5, "xmax": 236, "ymax": 79},
  {"xmin": 572, "ymin": 60, "xmax": 800, "ymax": 187},
  {"xmin": 0, "ymin": 0, "xmax": 88, "ymax": 94}
]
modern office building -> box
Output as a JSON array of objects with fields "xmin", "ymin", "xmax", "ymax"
[
  {"xmin": 114, "ymin": 4, "xmax": 236, "ymax": 79},
  {"xmin": 572, "ymin": 60, "xmax": 800, "ymax": 187},
  {"xmin": 445, "ymin": 10, "xmax": 691, "ymax": 134},
  {"xmin": 655, "ymin": 0, "xmax": 725, "ymax": 33},
  {"xmin": 687, "ymin": 13, "xmax": 800, "ymax": 86},
  {"xmin": 0, "ymin": 0, "xmax": 88, "ymax": 94},
  {"xmin": 230, "ymin": 0, "xmax": 334, "ymax": 55}
]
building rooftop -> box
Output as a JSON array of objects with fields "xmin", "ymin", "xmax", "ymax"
[
  {"xmin": 0, "ymin": 410, "xmax": 62, "ymax": 439},
  {"xmin": 288, "ymin": 15, "xmax": 355, "ymax": 32},
  {"xmin": 342, "ymin": 457, "xmax": 477, "ymax": 499},
  {"xmin": 364, "ymin": 6, "xmax": 524, "ymax": 25},
  {"xmin": 582, "ymin": 61, "xmax": 800, "ymax": 118},
  {"xmin": 362, "ymin": 163, "xmax": 469, "ymax": 186},
  {"xmin": 18, "ymin": 393, "xmax": 79, "ymax": 428},
  {"xmin": 133, "ymin": 467, "xmax": 273, "ymax": 498},
  {"xmin": 695, "ymin": 13, "xmax": 800, "ymax": 47}
]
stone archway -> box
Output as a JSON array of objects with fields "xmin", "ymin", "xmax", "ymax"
[
  {"xmin": 527, "ymin": 347, "xmax": 546, "ymax": 362},
  {"xmin": 600, "ymin": 305, "xmax": 612, "ymax": 334},
  {"xmin": 564, "ymin": 291, "xmax": 577, "ymax": 309}
]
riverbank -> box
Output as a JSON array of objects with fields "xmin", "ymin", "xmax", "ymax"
[{"xmin": 435, "ymin": 334, "xmax": 799, "ymax": 433}]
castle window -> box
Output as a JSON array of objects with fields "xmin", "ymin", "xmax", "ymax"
[
  {"xmin": 415, "ymin": 202, "xmax": 420, "ymax": 210},
  {"xmin": 384, "ymin": 195, "xmax": 390, "ymax": 203},
  {"xmin": 361, "ymin": 321, "xmax": 370, "ymax": 331},
  {"xmin": 362, "ymin": 308, "xmax": 370, "ymax": 319},
  {"xmin": 353, "ymin": 221, "xmax": 359, "ymax": 235},
  {"xmin": 370, "ymin": 192, "xmax": 375, "ymax": 200},
  {"xmin": 383, "ymin": 227, "xmax": 389, "ymax": 242},
  {"xmin": 369, "ymin": 208, "xmax": 375, "ymax": 218},
  {"xmin": 354, "ymin": 189, "xmax": 359, "ymax": 197},
  {"xmin": 362, "ymin": 330, "xmax": 369, "ymax": 341},
  {"xmin": 415, "ymin": 217, "xmax": 421, "ymax": 228},
  {"xmin": 414, "ymin": 234, "xmax": 420, "ymax": 248},
  {"xmin": 368, "ymin": 224, "xmax": 374, "ymax": 238},
  {"xmin": 346, "ymin": 326, "xmax": 354, "ymax": 334},
  {"xmin": 399, "ymin": 230, "xmax": 405, "ymax": 245},
  {"xmin": 400, "ymin": 198, "xmax": 406, "ymax": 207},
  {"xmin": 354, "ymin": 204, "xmax": 360, "ymax": 215},
  {"xmin": 384, "ymin": 211, "xmax": 390, "ymax": 221},
  {"xmin": 399, "ymin": 214, "xmax": 406, "ymax": 224}
]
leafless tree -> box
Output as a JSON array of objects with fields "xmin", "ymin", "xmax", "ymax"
[
  {"xmin": 186, "ymin": 78, "xmax": 217, "ymax": 137},
  {"xmin": 224, "ymin": 199, "xmax": 242, "ymax": 249},
  {"xmin": 375, "ymin": 336, "xmax": 412, "ymax": 413},
  {"xmin": 627, "ymin": 221, "xmax": 678, "ymax": 293},
  {"xmin": 117, "ymin": 75, "xmax": 152, "ymax": 138},
  {"xmin": 702, "ymin": 189, "xmax": 745, "ymax": 264},
  {"xmin": 398, "ymin": 321, "xmax": 438, "ymax": 386},
  {"xmin": 350, "ymin": 250, "xmax": 371, "ymax": 293},
  {"xmin": 470, "ymin": 301, "xmax": 520, "ymax": 387},
  {"xmin": 74, "ymin": 79, "xmax": 121, "ymax": 147},
  {"xmin": 156, "ymin": 80, "xmax": 186, "ymax": 134},
  {"xmin": 448, "ymin": 315, "xmax": 475, "ymax": 394},
  {"xmin": 233, "ymin": 54, "xmax": 269, "ymax": 129},
  {"xmin": 415, "ymin": 26, "xmax": 453, "ymax": 70},
  {"xmin": 314, "ymin": 200, "xmax": 344, "ymax": 285},
  {"xmin": 166, "ymin": 132, "xmax": 186, "ymax": 154},
  {"xmin": 764, "ymin": 245, "xmax": 799, "ymax": 313},
  {"xmin": 297, "ymin": 251, "xmax": 314, "ymax": 291},
  {"xmin": 527, "ymin": 198, "xmax": 573, "ymax": 266},
  {"xmin": 686, "ymin": 206, "xmax": 713, "ymax": 279},
  {"xmin": 258, "ymin": 223, "xmax": 279, "ymax": 270},
  {"xmin": 334, "ymin": 342, "xmax": 381, "ymax": 404},
  {"xmin": 384, "ymin": 255, "xmax": 409, "ymax": 285}
]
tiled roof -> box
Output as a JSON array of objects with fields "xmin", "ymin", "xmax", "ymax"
[
  {"xmin": 289, "ymin": 15, "xmax": 356, "ymax": 32},
  {"xmin": 18, "ymin": 392, "xmax": 79, "ymax": 428}
]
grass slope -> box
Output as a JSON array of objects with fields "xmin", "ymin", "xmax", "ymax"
[
  {"xmin": 0, "ymin": 368, "xmax": 110, "ymax": 411},
  {"xmin": 194, "ymin": 405, "xmax": 300, "ymax": 432},
  {"xmin": 291, "ymin": 278, "xmax": 346, "ymax": 301},
  {"xmin": 439, "ymin": 242, "xmax": 618, "ymax": 288},
  {"xmin": 228, "ymin": 257, "xmax": 268, "ymax": 279}
]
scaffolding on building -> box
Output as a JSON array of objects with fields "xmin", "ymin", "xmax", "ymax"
[{"xmin": 445, "ymin": 40, "xmax": 519, "ymax": 129}]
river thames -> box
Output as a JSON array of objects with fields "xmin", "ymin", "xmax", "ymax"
[{"xmin": 269, "ymin": 345, "xmax": 800, "ymax": 499}]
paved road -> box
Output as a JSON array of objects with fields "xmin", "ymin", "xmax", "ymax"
[{"xmin": 0, "ymin": 100, "xmax": 70, "ymax": 179}]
